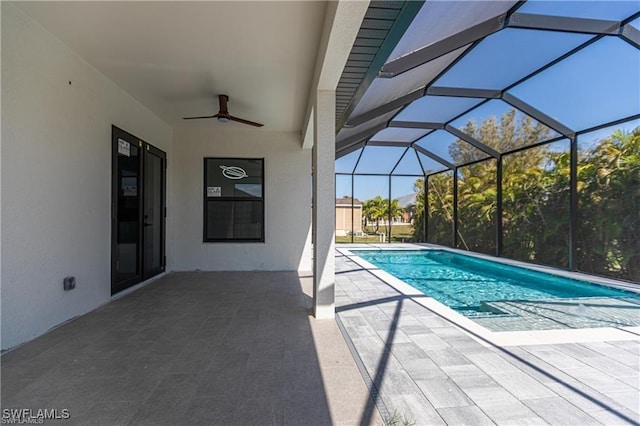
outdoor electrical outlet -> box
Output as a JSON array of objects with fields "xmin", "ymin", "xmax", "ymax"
[{"xmin": 63, "ymin": 276, "xmax": 76, "ymax": 291}]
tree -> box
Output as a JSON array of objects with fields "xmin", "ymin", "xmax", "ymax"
[
  {"xmin": 501, "ymin": 145, "xmax": 570, "ymax": 267},
  {"xmin": 576, "ymin": 127, "xmax": 640, "ymax": 281},
  {"xmin": 362, "ymin": 196, "xmax": 386, "ymax": 233},
  {"xmin": 413, "ymin": 174, "xmax": 455, "ymax": 245},
  {"xmin": 383, "ymin": 198, "xmax": 405, "ymax": 235},
  {"xmin": 413, "ymin": 178, "xmax": 426, "ymax": 241},
  {"xmin": 362, "ymin": 196, "xmax": 406, "ymax": 236},
  {"xmin": 417, "ymin": 109, "xmax": 558, "ymax": 255},
  {"xmin": 456, "ymin": 161, "xmax": 497, "ymax": 255}
]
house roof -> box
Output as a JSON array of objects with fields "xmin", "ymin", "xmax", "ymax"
[
  {"xmin": 336, "ymin": 197, "xmax": 363, "ymax": 206},
  {"xmin": 396, "ymin": 193, "xmax": 416, "ymax": 208}
]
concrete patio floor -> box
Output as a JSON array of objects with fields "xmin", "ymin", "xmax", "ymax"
[
  {"xmin": 1, "ymin": 271, "xmax": 382, "ymax": 426},
  {"xmin": 335, "ymin": 250, "xmax": 640, "ymax": 425}
]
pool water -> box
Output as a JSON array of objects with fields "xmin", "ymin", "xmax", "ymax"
[{"xmin": 355, "ymin": 249, "xmax": 640, "ymax": 331}]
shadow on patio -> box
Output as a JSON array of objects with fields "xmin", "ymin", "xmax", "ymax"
[{"xmin": 1, "ymin": 272, "xmax": 382, "ymax": 425}]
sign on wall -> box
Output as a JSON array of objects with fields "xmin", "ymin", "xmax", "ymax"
[
  {"xmin": 207, "ymin": 187, "xmax": 222, "ymax": 197},
  {"xmin": 205, "ymin": 158, "xmax": 263, "ymax": 198},
  {"xmin": 117, "ymin": 139, "xmax": 130, "ymax": 157}
]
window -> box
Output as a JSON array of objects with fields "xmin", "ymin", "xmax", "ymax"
[{"xmin": 203, "ymin": 158, "xmax": 264, "ymax": 242}]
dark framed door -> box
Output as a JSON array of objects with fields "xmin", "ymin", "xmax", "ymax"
[
  {"xmin": 112, "ymin": 126, "xmax": 166, "ymax": 294},
  {"xmin": 143, "ymin": 144, "xmax": 166, "ymax": 279}
]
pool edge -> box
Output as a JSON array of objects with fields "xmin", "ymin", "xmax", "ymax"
[{"xmin": 338, "ymin": 244, "xmax": 640, "ymax": 347}]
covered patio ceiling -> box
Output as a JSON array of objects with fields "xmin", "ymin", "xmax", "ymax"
[
  {"xmin": 335, "ymin": 0, "xmax": 640, "ymax": 176},
  {"xmin": 14, "ymin": 1, "xmax": 327, "ymax": 132}
]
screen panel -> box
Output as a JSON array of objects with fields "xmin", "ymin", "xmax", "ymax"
[
  {"xmin": 450, "ymin": 99, "xmax": 561, "ymax": 152},
  {"xmin": 576, "ymin": 120, "xmax": 640, "ymax": 282},
  {"xmin": 427, "ymin": 171, "xmax": 454, "ymax": 246},
  {"xmin": 456, "ymin": 159, "xmax": 497, "ymax": 255},
  {"xmin": 434, "ymin": 28, "xmax": 591, "ymax": 90},
  {"xmin": 508, "ymin": 37, "xmax": 640, "ymax": 132},
  {"xmin": 502, "ymin": 140, "xmax": 570, "ymax": 268}
]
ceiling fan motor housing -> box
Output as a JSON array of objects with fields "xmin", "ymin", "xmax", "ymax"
[{"xmin": 183, "ymin": 94, "xmax": 263, "ymax": 127}]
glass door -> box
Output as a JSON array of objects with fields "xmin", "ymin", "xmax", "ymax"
[
  {"xmin": 112, "ymin": 126, "xmax": 166, "ymax": 294},
  {"xmin": 143, "ymin": 144, "xmax": 166, "ymax": 279}
]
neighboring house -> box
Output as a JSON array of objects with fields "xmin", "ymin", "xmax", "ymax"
[
  {"xmin": 335, "ymin": 198, "xmax": 363, "ymax": 236},
  {"xmin": 397, "ymin": 193, "xmax": 417, "ymax": 224}
]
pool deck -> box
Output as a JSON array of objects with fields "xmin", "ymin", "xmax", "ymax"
[{"xmin": 336, "ymin": 245, "xmax": 640, "ymax": 425}]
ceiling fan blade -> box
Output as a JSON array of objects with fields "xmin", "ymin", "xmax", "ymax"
[
  {"xmin": 229, "ymin": 115, "xmax": 264, "ymax": 127},
  {"xmin": 182, "ymin": 114, "xmax": 218, "ymax": 120}
]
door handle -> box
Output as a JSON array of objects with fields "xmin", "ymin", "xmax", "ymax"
[{"xmin": 144, "ymin": 222, "xmax": 153, "ymax": 227}]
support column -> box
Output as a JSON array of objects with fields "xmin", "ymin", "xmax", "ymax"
[
  {"xmin": 569, "ymin": 136, "xmax": 578, "ymax": 270},
  {"xmin": 496, "ymin": 157, "xmax": 503, "ymax": 257},
  {"xmin": 312, "ymin": 90, "xmax": 336, "ymax": 319}
]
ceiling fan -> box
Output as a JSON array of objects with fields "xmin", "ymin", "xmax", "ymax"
[{"xmin": 183, "ymin": 95, "xmax": 263, "ymax": 127}]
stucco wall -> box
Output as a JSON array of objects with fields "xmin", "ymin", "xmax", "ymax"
[
  {"xmin": 1, "ymin": 3, "xmax": 173, "ymax": 350},
  {"xmin": 172, "ymin": 124, "xmax": 312, "ymax": 272}
]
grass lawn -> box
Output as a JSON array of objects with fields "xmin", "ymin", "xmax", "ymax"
[{"xmin": 336, "ymin": 224, "xmax": 415, "ymax": 244}]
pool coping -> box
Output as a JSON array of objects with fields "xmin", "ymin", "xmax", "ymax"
[{"xmin": 337, "ymin": 243, "xmax": 640, "ymax": 347}]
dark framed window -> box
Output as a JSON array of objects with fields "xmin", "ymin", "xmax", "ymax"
[{"xmin": 203, "ymin": 158, "xmax": 264, "ymax": 242}]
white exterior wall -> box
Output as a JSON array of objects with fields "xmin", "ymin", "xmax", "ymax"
[
  {"xmin": 312, "ymin": 90, "xmax": 335, "ymax": 318},
  {"xmin": 171, "ymin": 124, "xmax": 312, "ymax": 272},
  {"xmin": 1, "ymin": 4, "xmax": 173, "ymax": 350}
]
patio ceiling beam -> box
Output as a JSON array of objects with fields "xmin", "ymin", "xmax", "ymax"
[
  {"xmin": 388, "ymin": 121, "xmax": 444, "ymax": 129},
  {"xmin": 445, "ymin": 125, "xmax": 500, "ymax": 158},
  {"xmin": 343, "ymin": 86, "xmax": 500, "ymax": 132},
  {"xmin": 426, "ymin": 86, "xmax": 502, "ymax": 99},
  {"xmin": 390, "ymin": 147, "xmax": 411, "ymax": 175},
  {"xmin": 378, "ymin": 13, "xmax": 508, "ymax": 78},
  {"xmin": 413, "ymin": 145, "xmax": 454, "ymax": 170},
  {"xmin": 507, "ymin": 13, "xmax": 621, "ymax": 35},
  {"xmin": 344, "ymin": 88, "xmax": 424, "ymax": 127},
  {"xmin": 335, "ymin": 140, "xmax": 364, "ymax": 159},
  {"xmin": 413, "ymin": 147, "xmax": 428, "ymax": 176},
  {"xmin": 502, "ymin": 92, "xmax": 575, "ymax": 138},
  {"xmin": 367, "ymin": 141, "xmax": 412, "ymax": 147},
  {"xmin": 424, "ymin": 169, "xmax": 452, "ymax": 179},
  {"xmin": 620, "ymin": 23, "xmax": 640, "ymax": 49},
  {"xmin": 336, "ymin": 121, "xmax": 388, "ymax": 152}
]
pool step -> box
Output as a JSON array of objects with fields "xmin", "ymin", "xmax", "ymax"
[
  {"xmin": 456, "ymin": 303, "xmax": 514, "ymax": 318},
  {"xmin": 480, "ymin": 297, "xmax": 640, "ymax": 330}
]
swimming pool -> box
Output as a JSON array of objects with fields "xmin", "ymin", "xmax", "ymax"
[{"xmin": 354, "ymin": 249, "xmax": 640, "ymax": 331}]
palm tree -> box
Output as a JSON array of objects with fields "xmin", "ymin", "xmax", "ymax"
[
  {"xmin": 386, "ymin": 199, "xmax": 405, "ymax": 222},
  {"xmin": 362, "ymin": 196, "xmax": 386, "ymax": 233},
  {"xmin": 576, "ymin": 127, "xmax": 640, "ymax": 281},
  {"xmin": 382, "ymin": 198, "xmax": 405, "ymax": 240}
]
